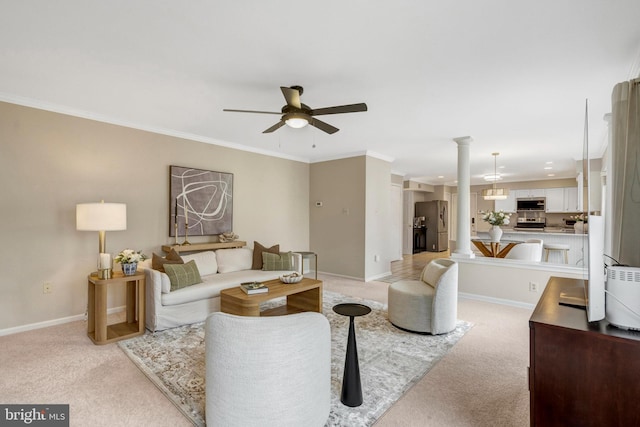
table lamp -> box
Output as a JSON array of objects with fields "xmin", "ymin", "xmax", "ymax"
[{"xmin": 76, "ymin": 200, "xmax": 127, "ymax": 279}]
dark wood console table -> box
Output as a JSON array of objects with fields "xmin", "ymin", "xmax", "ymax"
[{"xmin": 529, "ymin": 276, "xmax": 640, "ymax": 426}]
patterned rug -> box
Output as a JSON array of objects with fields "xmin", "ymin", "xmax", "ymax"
[{"xmin": 118, "ymin": 291, "xmax": 472, "ymax": 426}]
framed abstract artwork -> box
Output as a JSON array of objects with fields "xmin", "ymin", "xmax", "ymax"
[{"xmin": 169, "ymin": 165, "xmax": 233, "ymax": 237}]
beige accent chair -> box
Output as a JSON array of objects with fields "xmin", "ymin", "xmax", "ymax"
[
  {"xmin": 387, "ymin": 258, "xmax": 458, "ymax": 334},
  {"xmin": 205, "ymin": 311, "xmax": 331, "ymax": 427},
  {"xmin": 505, "ymin": 239, "xmax": 544, "ymax": 262}
]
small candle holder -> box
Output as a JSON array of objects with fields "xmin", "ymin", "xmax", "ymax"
[
  {"xmin": 182, "ymin": 219, "xmax": 191, "ymax": 246},
  {"xmin": 174, "ymin": 216, "xmax": 179, "ymax": 246}
]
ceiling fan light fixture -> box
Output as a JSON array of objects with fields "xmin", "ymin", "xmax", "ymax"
[
  {"xmin": 483, "ymin": 152, "xmax": 509, "ymax": 201},
  {"xmin": 284, "ymin": 113, "xmax": 309, "ymax": 129}
]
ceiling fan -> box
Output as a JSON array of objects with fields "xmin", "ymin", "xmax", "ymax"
[{"xmin": 223, "ymin": 85, "xmax": 367, "ymax": 134}]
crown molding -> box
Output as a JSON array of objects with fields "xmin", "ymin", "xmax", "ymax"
[{"xmin": 0, "ymin": 92, "xmax": 310, "ymax": 163}]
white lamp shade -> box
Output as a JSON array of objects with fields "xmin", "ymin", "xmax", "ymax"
[{"xmin": 76, "ymin": 202, "xmax": 127, "ymax": 231}]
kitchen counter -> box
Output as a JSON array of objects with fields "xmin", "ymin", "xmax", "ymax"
[
  {"xmin": 474, "ymin": 229, "xmax": 587, "ymax": 265},
  {"xmin": 499, "ymin": 228, "xmax": 586, "ymax": 236}
]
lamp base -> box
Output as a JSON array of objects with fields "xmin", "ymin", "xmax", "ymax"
[{"xmin": 97, "ymin": 268, "xmax": 112, "ymax": 280}]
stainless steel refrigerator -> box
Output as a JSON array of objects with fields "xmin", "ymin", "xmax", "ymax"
[{"xmin": 415, "ymin": 200, "xmax": 448, "ymax": 252}]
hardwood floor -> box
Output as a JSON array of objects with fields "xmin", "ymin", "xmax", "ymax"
[{"xmin": 378, "ymin": 250, "xmax": 450, "ymax": 283}]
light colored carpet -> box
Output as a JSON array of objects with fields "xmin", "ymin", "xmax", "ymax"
[
  {"xmin": 118, "ymin": 291, "xmax": 472, "ymax": 426},
  {"xmin": 0, "ymin": 274, "xmax": 531, "ymax": 426}
]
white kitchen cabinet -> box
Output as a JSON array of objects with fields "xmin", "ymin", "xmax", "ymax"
[
  {"xmin": 515, "ymin": 188, "xmax": 545, "ymax": 198},
  {"xmin": 545, "ymin": 187, "xmax": 580, "ymax": 212},
  {"xmin": 545, "ymin": 188, "xmax": 565, "ymax": 212},
  {"xmin": 565, "ymin": 187, "xmax": 579, "ymax": 212},
  {"xmin": 494, "ymin": 191, "xmax": 516, "ymax": 213}
]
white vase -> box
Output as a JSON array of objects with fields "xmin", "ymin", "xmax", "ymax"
[
  {"xmin": 488, "ymin": 225, "xmax": 503, "ymax": 242},
  {"xmin": 574, "ymin": 222, "xmax": 588, "ymax": 234}
]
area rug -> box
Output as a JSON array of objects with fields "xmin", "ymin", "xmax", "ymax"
[{"xmin": 118, "ymin": 291, "xmax": 472, "ymax": 426}]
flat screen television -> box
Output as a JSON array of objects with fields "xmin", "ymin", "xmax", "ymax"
[
  {"xmin": 558, "ymin": 100, "xmax": 606, "ymax": 322},
  {"xmin": 557, "ymin": 216, "xmax": 605, "ymax": 322}
]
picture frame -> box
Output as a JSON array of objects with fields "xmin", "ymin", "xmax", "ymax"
[{"xmin": 169, "ymin": 165, "xmax": 233, "ymax": 237}]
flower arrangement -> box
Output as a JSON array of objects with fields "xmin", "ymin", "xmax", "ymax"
[
  {"xmin": 482, "ymin": 210, "xmax": 511, "ymax": 226},
  {"xmin": 115, "ymin": 249, "xmax": 148, "ymax": 264},
  {"xmin": 571, "ymin": 213, "xmax": 586, "ymax": 222}
]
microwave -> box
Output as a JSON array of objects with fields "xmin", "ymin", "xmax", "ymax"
[{"xmin": 517, "ymin": 198, "xmax": 545, "ymax": 211}]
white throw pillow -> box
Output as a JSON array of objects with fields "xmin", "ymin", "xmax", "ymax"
[
  {"xmin": 181, "ymin": 251, "xmax": 218, "ymax": 276},
  {"xmin": 216, "ymin": 248, "xmax": 253, "ymax": 273}
]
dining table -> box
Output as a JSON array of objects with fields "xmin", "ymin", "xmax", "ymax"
[{"xmin": 471, "ymin": 239, "xmax": 523, "ymax": 258}]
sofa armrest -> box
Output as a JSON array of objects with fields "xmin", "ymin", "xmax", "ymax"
[{"xmin": 141, "ymin": 266, "xmax": 167, "ymax": 332}]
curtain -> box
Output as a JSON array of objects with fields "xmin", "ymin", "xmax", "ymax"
[{"xmin": 610, "ymin": 79, "xmax": 640, "ymax": 267}]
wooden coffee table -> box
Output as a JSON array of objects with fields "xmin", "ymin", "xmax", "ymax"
[{"xmin": 220, "ymin": 277, "xmax": 323, "ymax": 317}]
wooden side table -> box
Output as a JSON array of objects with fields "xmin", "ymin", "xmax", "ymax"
[{"xmin": 87, "ymin": 271, "xmax": 145, "ymax": 345}]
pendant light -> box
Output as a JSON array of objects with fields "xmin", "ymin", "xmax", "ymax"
[{"xmin": 482, "ymin": 153, "xmax": 509, "ymax": 200}]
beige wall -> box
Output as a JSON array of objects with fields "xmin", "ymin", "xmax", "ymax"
[
  {"xmin": 365, "ymin": 156, "xmax": 392, "ymax": 280},
  {"xmin": 310, "ymin": 155, "xmax": 393, "ymax": 280},
  {"xmin": 310, "ymin": 157, "xmax": 366, "ymax": 279},
  {"xmin": 0, "ymin": 102, "xmax": 310, "ymax": 331}
]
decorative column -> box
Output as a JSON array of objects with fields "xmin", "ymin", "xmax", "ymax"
[{"xmin": 452, "ymin": 136, "xmax": 475, "ymax": 259}]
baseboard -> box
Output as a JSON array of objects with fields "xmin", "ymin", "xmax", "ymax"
[
  {"xmin": 366, "ymin": 271, "xmax": 393, "ymax": 282},
  {"xmin": 317, "ymin": 271, "xmax": 364, "ymax": 282},
  {"xmin": 0, "ymin": 306, "xmax": 126, "ymax": 337},
  {"xmin": 318, "ymin": 270, "xmax": 393, "ymax": 283},
  {"xmin": 458, "ymin": 292, "xmax": 536, "ymax": 310}
]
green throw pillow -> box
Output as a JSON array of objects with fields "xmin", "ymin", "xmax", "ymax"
[
  {"xmin": 262, "ymin": 251, "xmax": 294, "ymax": 271},
  {"xmin": 164, "ymin": 260, "xmax": 202, "ymax": 291}
]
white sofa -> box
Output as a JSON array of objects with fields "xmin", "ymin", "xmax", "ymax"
[{"xmin": 141, "ymin": 247, "xmax": 302, "ymax": 331}]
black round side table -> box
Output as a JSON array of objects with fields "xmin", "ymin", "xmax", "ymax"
[{"xmin": 333, "ymin": 302, "xmax": 371, "ymax": 407}]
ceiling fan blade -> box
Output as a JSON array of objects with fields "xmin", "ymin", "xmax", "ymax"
[
  {"xmin": 310, "ymin": 103, "xmax": 368, "ymax": 116},
  {"xmin": 280, "ymin": 86, "xmax": 302, "ymax": 109},
  {"xmin": 223, "ymin": 109, "xmax": 281, "ymax": 114},
  {"xmin": 310, "ymin": 118, "xmax": 339, "ymax": 134},
  {"xmin": 262, "ymin": 121, "xmax": 286, "ymax": 133}
]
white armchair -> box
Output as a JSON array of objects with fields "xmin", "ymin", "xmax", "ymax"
[
  {"xmin": 205, "ymin": 311, "xmax": 331, "ymax": 427},
  {"xmin": 387, "ymin": 258, "xmax": 458, "ymax": 334}
]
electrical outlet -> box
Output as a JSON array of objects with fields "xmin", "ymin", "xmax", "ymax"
[
  {"xmin": 43, "ymin": 282, "xmax": 53, "ymax": 294},
  {"xmin": 374, "ymin": 255, "xmax": 380, "ymax": 262},
  {"xmin": 529, "ymin": 282, "xmax": 538, "ymax": 292}
]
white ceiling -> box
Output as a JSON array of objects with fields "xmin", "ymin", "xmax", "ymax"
[{"xmin": 1, "ymin": 1, "xmax": 639, "ymax": 185}]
